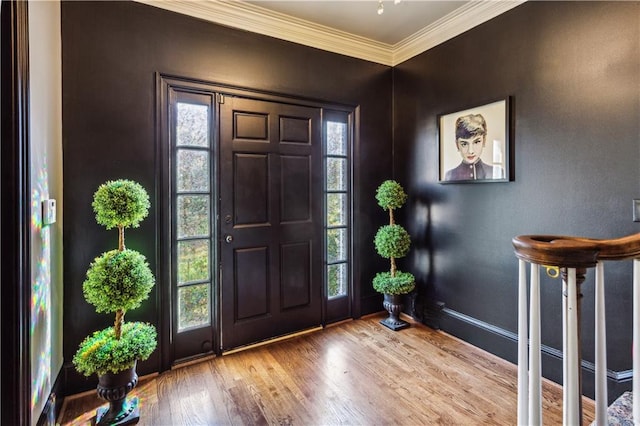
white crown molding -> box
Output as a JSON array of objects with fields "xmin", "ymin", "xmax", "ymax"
[
  {"xmin": 136, "ymin": 0, "xmax": 395, "ymax": 65},
  {"xmin": 392, "ymin": 0, "xmax": 526, "ymax": 66},
  {"xmin": 135, "ymin": 0, "xmax": 525, "ymax": 67}
]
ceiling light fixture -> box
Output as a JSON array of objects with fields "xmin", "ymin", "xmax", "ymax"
[{"xmin": 377, "ymin": 0, "xmax": 402, "ymax": 15}]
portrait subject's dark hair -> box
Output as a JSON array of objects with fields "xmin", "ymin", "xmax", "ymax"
[{"xmin": 455, "ymin": 114, "xmax": 487, "ymax": 140}]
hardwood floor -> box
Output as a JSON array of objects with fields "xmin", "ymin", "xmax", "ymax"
[{"xmin": 59, "ymin": 313, "xmax": 595, "ymax": 425}]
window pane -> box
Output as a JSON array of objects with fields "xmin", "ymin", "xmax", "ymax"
[
  {"xmin": 177, "ymin": 149, "xmax": 209, "ymax": 192},
  {"xmin": 326, "ymin": 157, "xmax": 346, "ymax": 191},
  {"xmin": 178, "ymin": 240, "xmax": 209, "ymax": 284},
  {"xmin": 327, "ymin": 228, "xmax": 347, "ymax": 263},
  {"xmin": 178, "ymin": 284, "xmax": 210, "ymax": 331},
  {"xmin": 327, "ymin": 263, "xmax": 347, "ymax": 298},
  {"xmin": 327, "ymin": 193, "xmax": 347, "ymax": 227},
  {"xmin": 177, "ymin": 195, "xmax": 210, "ymax": 238},
  {"xmin": 177, "ymin": 103, "xmax": 209, "ymax": 147},
  {"xmin": 326, "ymin": 121, "xmax": 347, "ymax": 155}
]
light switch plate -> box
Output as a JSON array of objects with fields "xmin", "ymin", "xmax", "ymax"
[
  {"xmin": 42, "ymin": 199, "xmax": 56, "ymax": 225},
  {"xmin": 633, "ymin": 199, "xmax": 640, "ymax": 222}
]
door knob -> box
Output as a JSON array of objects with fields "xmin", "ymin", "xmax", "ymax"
[{"xmin": 225, "ymin": 234, "xmax": 234, "ymax": 243}]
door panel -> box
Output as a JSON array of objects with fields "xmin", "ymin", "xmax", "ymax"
[
  {"xmin": 235, "ymin": 246, "xmax": 269, "ymax": 320},
  {"xmin": 234, "ymin": 153, "xmax": 269, "ymax": 225},
  {"xmin": 281, "ymin": 155, "xmax": 311, "ymax": 222},
  {"xmin": 220, "ymin": 96, "xmax": 322, "ymax": 351},
  {"xmin": 281, "ymin": 241, "xmax": 312, "ymax": 309}
]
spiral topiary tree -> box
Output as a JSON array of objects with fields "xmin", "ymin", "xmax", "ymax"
[
  {"xmin": 373, "ymin": 180, "xmax": 415, "ymax": 330},
  {"xmin": 73, "ymin": 179, "xmax": 157, "ymax": 425}
]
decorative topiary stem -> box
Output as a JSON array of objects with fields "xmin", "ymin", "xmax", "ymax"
[
  {"xmin": 116, "ymin": 224, "xmax": 126, "ymax": 340},
  {"xmin": 389, "ymin": 207, "xmax": 396, "ymax": 277},
  {"xmin": 390, "ymin": 257, "xmax": 397, "ymax": 278},
  {"xmin": 118, "ymin": 225, "xmax": 125, "ymax": 251},
  {"xmin": 114, "ymin": 309, "xmax": 124, "ymax": 340}
]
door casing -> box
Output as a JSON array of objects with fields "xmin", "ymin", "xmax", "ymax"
[{"xmin": 157, "ymin": 74, "xmax": 358, "ymax": 368}]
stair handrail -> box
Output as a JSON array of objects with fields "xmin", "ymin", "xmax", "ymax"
[
  {"xmin": 513, "ymin": 232, "xmax": 640, "ymax": 267},
  {"xmin": 513, "ymin": 231, "xmax": 640, "ymax": 425}
]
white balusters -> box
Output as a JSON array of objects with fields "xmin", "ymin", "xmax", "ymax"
[
  {"xmin": 517, "ymin": 262, "xmax": 608, "ymax": 425},
  {"xmin": 564, "ymin": 267, "xmax": 580, "ymax": 425},
  {"xmin": 594, "ymin": 261, "xmax": 607, "ymax": 426},
  {"xmin": 530, "ymin": 264, "xmax": 542, "ymax": 424},
  {"xmin": 633, "ymin": 259, "xmax": 640, "ymax": 423},
  {"xmin": 513, "ymin": 232, "xmax": 640, "ymax": 425},
  {"xmin": 518, "ymin": 259, "xmax": 529, "ymax": 425}
]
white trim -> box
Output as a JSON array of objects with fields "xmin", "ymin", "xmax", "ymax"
[
  {"xmin": 392, "ymin": 1, "xmax": 526, "ymax": 65},
  {"xmin": 135, "ymin": 0, "xmax": 526, "ymax": 66}
]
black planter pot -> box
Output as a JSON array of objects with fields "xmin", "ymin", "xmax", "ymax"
[
  {"xmin": 95, "ymin": 362, "xmax": 140, "ymax": 425},
  {"xmin": 380, "ymin": 293, "xmax": 410, "ymax": 331}
]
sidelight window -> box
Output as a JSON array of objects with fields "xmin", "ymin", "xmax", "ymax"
[
  {"xmin": 174, "ymin": 101, "xmax": 212, "ymax": 331},
  {"xmin": 325, "ymin": 116, "xmax": 351, "ymax": 299}
]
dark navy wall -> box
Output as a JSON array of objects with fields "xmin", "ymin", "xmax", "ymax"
[
  {"xmin": 61, "ymin": 0, "xmax": 392, "ymax": 392},
  {"xmin": 393, "ymin": 1, "xmax": 640, "ymax": 399},
  {"xmin": 62, "ymin": 0, "xmax": 640, "ymax": 401}
]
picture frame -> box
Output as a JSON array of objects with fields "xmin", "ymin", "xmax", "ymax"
[{"xmin": 438, "ymin": 97, "xmax": 510, "ymax": 183}]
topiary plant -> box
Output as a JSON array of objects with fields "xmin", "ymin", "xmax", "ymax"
[
  {"xmin": 372, "ymin": 180, "xmax": 415, "ymax": 295},
  {"xmin": 73, "ymin": 322, "xmax": 157, "ymax": 376},
  {"xmin": 73, "ymin": 179, "xmax": 157, "ymax": 378}
]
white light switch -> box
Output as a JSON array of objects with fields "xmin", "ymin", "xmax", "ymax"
[{"xmin": 42, "ymin": 199, "xmax": 56, "ymax": 225}]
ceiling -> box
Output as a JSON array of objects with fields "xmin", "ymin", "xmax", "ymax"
[
  {"xmin": 244, "ymin": 1, "xmax": 468, "ymax": 45},
  {"xmin": 137, "ymin": 0, "xmax": 524, "ymax": 66}
]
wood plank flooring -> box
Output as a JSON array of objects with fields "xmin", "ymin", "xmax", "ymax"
[{"xmin": 59, "ymin": 313, "xmax": 595, "ymax": 425}]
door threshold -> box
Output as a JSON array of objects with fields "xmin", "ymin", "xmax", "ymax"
[
  {"xmin": 222, "ymin": 325, "xmax": 323, "ymax": 356},
  {"xmin": 325, "ymin": 317, "xmax": 354, "ymax": 328},
  {"xmin": 171, "ymin": 353, "xmax": 217, "ymax": 370}
]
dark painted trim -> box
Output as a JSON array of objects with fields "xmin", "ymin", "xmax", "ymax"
[
  {"xmin": 156, "ymin": 74, "xmax": 360, "ymax": 364},
  {"xmin": 157, "ymin": 73, "xmax": 356, "ymax": 113},
  {"xmin": 351, "ymin": 106, "xmax": 362, "ymax": 319},
  {"xmin": 155, "ymin": 72, "xmax": 173, "ymax": 372},
  {"xmin": 440, "ymin": 307, "xmax": 632, "ymax": 404},
  {"xmin": 0, "ymin": 0, "xmax": 31, "ymax": 424}
]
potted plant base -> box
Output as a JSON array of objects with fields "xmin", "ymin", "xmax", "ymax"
[
  {"xmin": 380, "ymin": 294, "xmax": 410, "ymax": 331},
  {"xmin": 96, "ymin": 397, "xmax": 139, "ymax": 426},
  {"xmin": 96, "ymin": 362, "xmax": 140, "ymax": 425}
]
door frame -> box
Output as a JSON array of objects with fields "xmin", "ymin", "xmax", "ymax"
[
  {"xmin": 156, "ymin": 74, "xmax": 359, "ymax": 368},
  {"xmin": 1, "ymin": 0, "xmax": 32, "ymax": 423}
]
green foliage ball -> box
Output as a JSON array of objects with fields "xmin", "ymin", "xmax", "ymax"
[
  {"xmin": 83, "ymin": 249, "xmax": 155, "ymax": 313},
  {"xmin": 375, "ymin": 180, "xmax": 407, "ymax": 211},
  {"xmin": 373, "ymin": 271, "xmax": 416, "ymax": 295},
  {"xmin": 73, "ymin": 322, "xmax": 157, "ymax": 376},
  {"xmin": 93, "ymin": 179, "xmax": 150, "ymax": 230},
  {"xmin": 374, "ymin": 224, "xmax": 411, "ymax": 259}
]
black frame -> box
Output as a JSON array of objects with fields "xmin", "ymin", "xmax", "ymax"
[
  {"xmin": 157, "ymin": 74, "xmax": 360, "ymax": 364},
  {"xmin": 438, "ymin": 97, "xmax": 511, "ymax": 183},
  {"xmin": 1, "ymin": 0, "xmax": 32, "ymax": 424},
  {"xmin": 157, "ymin": 75, "xmax": 221, "ymax": 368},
  {"xmin": 323, "ymin": 109, "xmax": 354, "ymax": 324}
]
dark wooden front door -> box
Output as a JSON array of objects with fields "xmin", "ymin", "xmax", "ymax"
[{"xmin": 219, "ymin": 96, "xmax": 323, "ymax": 351}]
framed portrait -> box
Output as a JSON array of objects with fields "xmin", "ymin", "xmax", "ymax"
[{"xmin": 438, "ymin": 97, "xmax": 510, "ymax": 183}]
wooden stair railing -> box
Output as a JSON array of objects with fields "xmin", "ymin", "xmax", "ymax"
[{"xmin": 513, "ymin": 233, "xmax": 640, "ymax": 425}]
